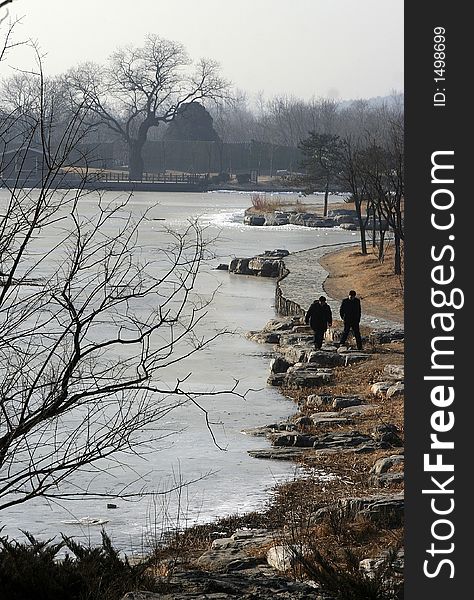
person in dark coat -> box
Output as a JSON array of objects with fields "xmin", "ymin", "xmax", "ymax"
[
  {"xmin": 305, "ymin": 296, "xmax": 333, "ymax": 350},
  {"xmin": 339, "ymin": 290, "xmax": 363, "ymax": 350}
]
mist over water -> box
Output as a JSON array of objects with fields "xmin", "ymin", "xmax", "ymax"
[{"xmin": 0, "ymin": 189, "xmax": 357, "ymax": 551}]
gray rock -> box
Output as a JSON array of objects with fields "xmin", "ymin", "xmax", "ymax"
[
  {"xmin": 307, "ymin": 350, "xmax": 345, "ymax": 367},
  {"xmin": 369, "ymin": 328, "xmax": 404, "ymax": 344},
  {"xmin": 371, "ymin": 455, "xmax": 405, "ymax": 475},
  {"xmin": 267, "ymin": 373, "xmax": 287, "ymax": 386},
  {"xmin": 264, "ymin": 212, "xmax": 290, "ymax": 226},
  {"xmin": 341, "ymin": 493, "xmax": 404, "ymax": 527},
  {"xmin": 272, "ymin": 433, "xmax": 316, "ymax": 448},
  {"xmin": 387, "ymin": 381, "xmax": 404, "ymax": 398},
  {"xmin": 285, "ymin": 366, "xmax": 333, "ymax": 388},
  {"xmin": 311, "ymin": 432, "xmax": 373, "ymax": 449},
  {"xmin": 305, "ymin": 394, "xmax": 334, "ymax": 408},
  {"xmin": 372, "ymin": 424, "xmax": 403, "ymax": 447},
  {"xmin": 266, "ymin": 545, "xmax": 294, "ymax": 571},
  {"xmin": 328, "ymin": 208, "xmax": 358, "ymax": 217},
  {"xmin": 332, "ymin": 396, "xmax": 363, "ymax": 410},
  {"xmin": 248, "ymin": 447, "xmax": 309, "ymax": 460},
  {"xmin": 246, "ymin": 331, "xmax": 281, "ymax": 344},
  {"xmin": 309, "ymin": 411, "xmax": 340, "ymax": 420},
  {"xmin": 263, "ymin": 317, "xmax": 298, "ymax": 332},
  {"xmin": 339, "ymin": 223, "xmax": 358, "ymax": 230},
  {"xmin": 244, "ymin": 214, "xmax": 265, "ymax": 226},
  {"xmin": 242, "ymin": 423, "xmax": 295, "ymax": 437},
  {"xmin": 371, "ymin": 381, "xmax": 393, "ymax": 397},
  {"xmin": 383, "ymin": 364, "xmax": 405, "ymax": 380},
  {"xmin": 278, "ymin": 344, "xmax": 311, "ymax": 364},
  {"xmin": 247, "ymin": 257, "xmax": 282, "ymax": 277},
  {"xmin": 340, "ymin": 404, "xmax": 375, "ymax": 416},
  {"xmin": 270, "ymin": 356, "xmax": 291, "ymax": 374},
  {"xmin": 293, "ymin": 415, "xmax": 314, "ymax": 428},
  {"xmin": 310, "ymin": 416, "xmax": 353, "ymax": 427},
  {"xmin": 260, "ymin": 248, "xmax": 290, "ymax": 258},
  {"xmin": 334, "ymin": 214, "xmax": 358, "ymax": 224}
]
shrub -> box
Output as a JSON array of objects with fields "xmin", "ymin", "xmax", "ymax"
[{"xmin": 0, "ymin": 531, "xmax": 159, "ymax": 600}]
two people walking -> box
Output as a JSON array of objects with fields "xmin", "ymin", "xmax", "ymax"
[{"xmin": 305, "ymin": 290, "xmax": 363, "ymax": 351}]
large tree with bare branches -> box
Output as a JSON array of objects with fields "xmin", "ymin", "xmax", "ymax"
[{"xmin": 66, "ymin": 34, "xmax": 228, "ymax": 180}]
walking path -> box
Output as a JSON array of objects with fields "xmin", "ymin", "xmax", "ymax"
[{"xmin": 276, "ymin": 242, "xmax": 403, "ymax": 330}]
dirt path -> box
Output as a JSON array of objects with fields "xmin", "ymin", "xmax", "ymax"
[{"xmin": 320, "ymin": 245, "xmax": 404, "ymax": 324}]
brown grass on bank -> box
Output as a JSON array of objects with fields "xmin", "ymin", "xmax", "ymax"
[{"xmin": 321, "ymin": 245, "xmax": 404, "ymax": 324}]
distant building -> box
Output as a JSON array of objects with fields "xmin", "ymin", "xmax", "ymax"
[{"xmin": 1, "ymin": 146, "xmax": 46, "ymax": 182}]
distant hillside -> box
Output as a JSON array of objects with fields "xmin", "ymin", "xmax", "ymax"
[{"xmin": 338, "ymin": 93, "xmax": 404, "ymax": 110}]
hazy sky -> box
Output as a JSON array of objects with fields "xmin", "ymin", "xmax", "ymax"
[{"xmin": 2, "ymin": 0, "xmax": 403, "ymax": 101}]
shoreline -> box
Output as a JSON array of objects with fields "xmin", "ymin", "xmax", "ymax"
[{"xmin": 134, "ymin": 243, "xmax": 405, "ymax": 598}]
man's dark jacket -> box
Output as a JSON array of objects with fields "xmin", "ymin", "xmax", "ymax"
[
  {"xmin": 339, "ymin": 297, "xmax": 361, "ymax": 324},
  {"xmin": 305, "ymin": 302, "xmax": 333, "ymax": 330}
]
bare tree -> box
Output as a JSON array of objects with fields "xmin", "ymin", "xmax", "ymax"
[
  {"xmin": 66, "ymin": 35, "xmax": 229, "ymax": 180},
  {"xmin": 0, "ymin": 30, "xmax": 240, "ymax": 512},
  {"xmin": 338, "ymin": 137, "xmax": 371, "ymax": 255}
]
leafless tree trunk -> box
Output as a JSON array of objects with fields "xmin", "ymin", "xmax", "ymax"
[{"xmin": 66, "ymin": 35, "xmax": 228, "ymax": 181}]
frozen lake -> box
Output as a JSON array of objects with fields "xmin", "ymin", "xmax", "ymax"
[{"xmin": 0, "ymin": 189, "xmax": 357, "ymax": 552}]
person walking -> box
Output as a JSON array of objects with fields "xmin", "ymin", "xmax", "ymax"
[
  {"xmin": 339, "ymin": 290, "xmax": 363, "ymax": 350},
  {"xmin": 305, "ymin": 296, "xmax": 333, "ymax": 350}
]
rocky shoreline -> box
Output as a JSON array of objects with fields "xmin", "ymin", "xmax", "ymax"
[{"xmin": 122, "ymin": 245, "xmax": 405, "ymax": 599}]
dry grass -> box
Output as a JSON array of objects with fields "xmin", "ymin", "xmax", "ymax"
[
  {"xmin": 248, "ymin": 193, "xmax": 310, "ymax": 214},
  {"xmin": 321, "ymin": 245, "xmax": 404, "ymax": 324}
]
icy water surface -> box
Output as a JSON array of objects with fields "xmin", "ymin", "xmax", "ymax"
[{"xmin": 0, "ymin": 189, "xmax": 357, "ymax": 552}]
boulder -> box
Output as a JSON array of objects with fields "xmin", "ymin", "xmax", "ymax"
[
  {"xmin": 332, "ymin": 396, "xmax": 363, "ymax": 410},
  {"xmin": 310, "ymin": 415, "xmax": 353, "ymax": 427},
  {"xmin": 328, "ymin": 208, "xmax": 358, "ymax": 217},
  {"xmin": 244, "ymin": 214, "xmax": 265, "ymax": 226},
  {"xmin": 248, "ymin": 447, "xmax": 309, "ymax": 460},
  {"xmin": 263, "ymin": 317, "xmax": 298, "ymax": 332},
  {"xmin": 272, "ymin": 433, "xmax": 316, "ymax": 448},
  {"xmin": 307, "ymin": 350, "xmax": 344, "ymax": 367},
  {"xmin": 340, "ymin": 404, "xmax": 375, "ymax": 416},
  {"xmin": 247, "ymin": 257, "xmax": 281, "ymax": 277},
  {"xmin": 267, "ymin": 373, "xmax": 287, "ymax": 386},
  {"xmin": 383, "ymin": 364, "xmax": 405, "ymax": 380},
  {"xmin": 372, "ymin": 424, "xmax": 403, "ymax": 447},
  {"xmin": 263, "ymin": 212, "xmax": 290, "ymax": 226},
  {"xmin": 339, "ymin": 223, "xmax": 358, "ymax": 230},
  {"xmin": 341, "ymin": 493, "xmax": 404, "ymax": 527},
  {"xmin": 371, "ymin": 455, "xmax": 405, "ymax": 475},
  {"xmin": 311, "ymin": 431, "xmax": 373, "ymax": 450},
  {"xmin": 305, "ymin": 394, "xmax": 334, "ymax": 408},
  {"xmin": 293, "ymin": 415, "xmax": 314, "ymax": 428},
  {"xmin": 370, "ymin": 381, "xmax": 393, "ymax": 397},
  {"xmin": 387, "ymin": 381, "xmax": 405, "ymax": 398},
  {"xmin": 278, "ymin": 344, "xmax": 311, "ymax": 364},
  {"xmin": 284, "ymin": 366, "xmax": 333, "ymax": 388},
  {"xmin": 334, "ymin": 214, "xmax": 358, "ymax": 224},
  {"xmin": 369, "ymin": 328, "xmax": 404, "ymax": 344},
  {"xmin": 270, "ymin": 356, "xmax": 291, "ymax": 374},
  {"xmin": 246, "ymin": 331, "xmax": 281, "ymax": 344}
]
